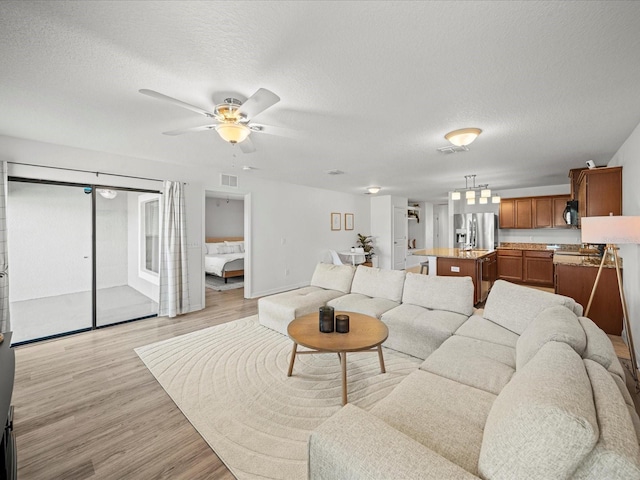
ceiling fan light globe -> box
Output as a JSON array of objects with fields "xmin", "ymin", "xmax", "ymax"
[
  {"xmin": 216, "ymin": 123, "xmax": 251, "ymax": 144},
  {"xmin": 445, "ymin": 128, "xmax": 482, "ymax": 147}
]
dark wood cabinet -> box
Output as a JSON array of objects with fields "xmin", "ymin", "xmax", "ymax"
[
  {"xmin": 500, "ymin": 195, "xmax": 571, "ymax": 229},
  {"xmin": 552, "ymin": 195, "xmax": 571, "ymax": 228},
  {"xmin": 522, "ymin": 250, "xmax": 554, "ymax": 286},
  {"xmin": 569, "ymin": 167, "xmax": 587, "ymax": 200},
  {"xmin": 499, "ymin": 199, "xmax": 516, "ymax": 229},
  {"xmin": 515, "ymin": 198, "xmax": 532, "ymax": 229},
  {"xmin": 577, "ymin": 166, "xmax": 622, "ymax": 223},
  {"xmin": 497, "ymin": 249, "xmax": 523, "ymax": 282},
  {"xmin": 555, "ymin": 263, "xmax": 623, "ymax": 335}
]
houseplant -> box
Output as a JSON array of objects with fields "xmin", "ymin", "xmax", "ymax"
[{"xmin": 356, "ymin": 233, "xmax": 374, "ymax": 261}]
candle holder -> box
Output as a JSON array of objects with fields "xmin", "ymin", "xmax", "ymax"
[
  {"xmin": 319, "ymin": 306, "xmax": 334, "ymax": 333},
  {"xmin": 336, "ymin": 314, "xmax": 350, "ymax": 333}
]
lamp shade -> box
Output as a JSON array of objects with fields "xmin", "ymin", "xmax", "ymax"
[
  {"xmin": 451, "ymin": 191, "xmax": 461, "ymax": 200},
  {"xmin": 215, "ymin": 123, "xmax": 250, "ymax": 144},
  {"xmin": 581, "ymin": 216, "xmax": 640, "ymax": 244}
]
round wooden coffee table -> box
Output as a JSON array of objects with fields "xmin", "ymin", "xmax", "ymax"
[{"xmin": 287, "ymin": 311, "xmax": 389, "ymax": 405}]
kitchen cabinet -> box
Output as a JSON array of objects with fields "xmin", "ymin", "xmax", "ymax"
[
  {"xmin": 577, "ymin": 166, "xmax": 622, "ymax": 223},
  {"xmin": 500, "ymin": 195, "xmax": 570, "ymax": 229},
  {"xmin": 569, "ymin": 168, "xmax": 587, "ymax": 200},
  {"xmin": 499, "ymin": 199, "xmax": 516, "ymax": 229},
  {"xmin": 555, "ymin": 263, "xmax": 622, "ymax": 335},
  {"xmin": 482, "ymin": 251, "xmax": 498, "ymax": 294},
  {"xmin": 522, "ymin": 250, "xmax": 554, "ymax": 286},
  {"xmin": 497, "ymin": 249, "xmax": 523, "ymax": 282},
  {"xmin": 533, "ymin": 195, "xmax": 571, "ymax": 228}
]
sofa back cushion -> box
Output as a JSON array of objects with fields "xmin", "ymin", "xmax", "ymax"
[
  {"xmin": 483, "ymin": 280, "xmax": 583, "ymax": 334},
  {"xmin": 350, "ymin": 266, "xmax": 406, "ymax": 302},
  {"xmin": 516, "ymin": 305, "xmax": 586, "ymax": 370},
  {"xmin": 310, "ymin": 263, "xmax": 356, "ymax": 293},
  {"xmin": 579, "ymin": 316, "xmax": 617, "ymax": 370},
  {"xmin": 401, "ymin": 273, "xmax": 474, "ymax": 316},
  {"xmin": 573, "ymin": 359, "xmax": 640, "ymax": 479},
  {"xmin": 479, "ymin": 342, "xmax": 598, "ymax": 479}
]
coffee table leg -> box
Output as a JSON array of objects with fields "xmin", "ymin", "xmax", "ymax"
[
  {"xmin": 287, "ymin": 342, "xmax": 298, "ymax": 377},
  {"xmin": 341, "ymin": 352, "xmax": 347, "ymax": 405},
  {"xmin": 377, "ymin": 345, "xmax": 386, "ymax": 373}
]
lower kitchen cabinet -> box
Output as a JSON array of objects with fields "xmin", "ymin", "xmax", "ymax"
[
  {"xmin": 522, "ymin": 250, "xmax": 554, "ymax": 287},
  {"xmin": 555, "ymin": 264, "xmax": 623, "ymax": 335},
  {"xmin": 497, "ymin": 250, "xmax": 523, "ymax": 282}
]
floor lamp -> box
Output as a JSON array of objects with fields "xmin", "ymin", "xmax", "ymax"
[{"xmin": 581, "ymin": 216, "xmax": 640, "ymax": 385}]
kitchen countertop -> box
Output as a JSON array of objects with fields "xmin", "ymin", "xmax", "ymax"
[
  {"xmin": 411, "ymin": 248, "xmax": 494, "ymax": 259},
  {"xmin": 498, "ymin": 242, "xmax": 581, "ymax": 252},
  {"xmin": 553, "ymin": 252, "xmax": 622, "ymax": 269}
]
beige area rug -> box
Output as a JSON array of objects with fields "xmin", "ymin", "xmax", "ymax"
[{"xmin": 135, "ymin": 315, "xmax": 421, "ymax": 479}]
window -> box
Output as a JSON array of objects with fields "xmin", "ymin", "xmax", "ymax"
[{"xmin": 139, "ymin": 194, "xmax": 161, "ymax": 282}]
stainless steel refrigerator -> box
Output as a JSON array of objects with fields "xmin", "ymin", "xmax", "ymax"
[{"xmin": 453, "ymin": 213, "xmax": 498, "ymax": 250}]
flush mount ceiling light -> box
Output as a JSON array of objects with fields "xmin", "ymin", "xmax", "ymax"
[
  {"xmin": 97, "ymin": 188, "xmax": 118, "ymax": 199},
  {"xmin": 445, "ymin": 128, "xmax": 482, "ymax": 147},
  {"xmin": 215, "ymin": 122, "xmax": 251, "ymax": 144},
  {"xmin": 367, "ymin": 186, "xmax": 381, "ymax": 194},
  {"xmin": 451, "ymin": 175, "xmax": 499, "ymax": 204}
]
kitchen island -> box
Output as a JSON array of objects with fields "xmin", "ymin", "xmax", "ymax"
[{"xmin": 412, "ymin": 248, "xmax": 497, "ymax": 305}]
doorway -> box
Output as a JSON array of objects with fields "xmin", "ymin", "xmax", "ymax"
[{"xmin": 7, "ymin": 179, "xmax": 161, "ymax": 344}]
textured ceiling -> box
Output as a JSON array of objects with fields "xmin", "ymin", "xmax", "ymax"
[{"xmin": 1, "ymin": 1, "xmax": 640, "ymax": 202}]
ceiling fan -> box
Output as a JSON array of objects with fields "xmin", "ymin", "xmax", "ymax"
[{"xmin": 139, "ymin": 87, "xmax": 280, "ymax": 153}]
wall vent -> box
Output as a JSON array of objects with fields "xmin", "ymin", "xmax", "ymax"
[
  {"xmin": 221, "ymin": 173, "xmax": 238, "ymax": 187},
  {"xmin": 325, "ymin": 169, "xmax": 345, "ymax": 175}
]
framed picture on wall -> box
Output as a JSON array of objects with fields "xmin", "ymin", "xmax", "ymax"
[
  {"xmin": 344, "ymin": 213, "xmax": 354, "ymax": 230},
  {"xmin": 331, "ymin": 212, "xmax": 341, "ymax": 230}
]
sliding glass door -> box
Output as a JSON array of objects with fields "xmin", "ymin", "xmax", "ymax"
[
  {"xmin": 95, "ymin": 189, "xmax": 159, "ymax": 327},
  {"xmin": 7, "ymin": 181, "xmax": 93, "ymax": 343},
  {"xmin": 7, "ymin": 180, "xmax": 161, "ymax": 344}
]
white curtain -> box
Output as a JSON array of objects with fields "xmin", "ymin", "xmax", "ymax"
[
  {"xmin": 0, "ymin": 162, "xmax": 9, "ymax": 333},
  {"xmin": 158, "ymin": 181, "xmax": 190, "ymax": 317}
]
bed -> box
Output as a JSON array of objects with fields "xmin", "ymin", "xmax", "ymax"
[{"xmin": 204, "ymin": 237, "xmax": 245, "ymax": 283}]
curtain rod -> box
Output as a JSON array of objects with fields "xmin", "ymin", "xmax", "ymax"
[{"xmin": 7, "ymin": 161, "xmax": 168, "ymax": 184}]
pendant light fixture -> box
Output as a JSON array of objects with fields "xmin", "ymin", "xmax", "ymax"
[{"xmin": 451, "ymin": 175, "xmax": 499, "ymax": 204}]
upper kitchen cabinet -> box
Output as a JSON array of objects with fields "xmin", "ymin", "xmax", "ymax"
[
  {"xmin": 500, "ymin": 195, "xmax": 570, "ymax": 229},
  {"xmin": 577, "ymin": 166, "xmax": 622, "ymax": 223},
  {"xmin": 569, "ymin": 167, "xmax": 587, "ymax": 200}
]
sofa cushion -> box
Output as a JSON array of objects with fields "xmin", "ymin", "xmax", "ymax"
[
  {"xmin": 420, "ymin": 336, "xmax": 515, "ymax": 395},
  {"xmin": 370, "ymin": 369, "xmax": 496, "ymax": 475},
  {"xmin": 483, "ymin": 280, "xmax": 583, "ymax": 335},
  {"xmin": 401, "ymin": 273, "xmax": 474, "ymax": 316},
  {"xmin": 454, "ymin": 315, "xmax": 519, "ymax": 349},
  {"xmin": 516, "ymin": 305, "xmax": 586, "ymax": 370},
  {"xmin": 327, "ymin": 293, "xmax": 399, "ymax": 319},
  {"xmin": 350, "ymin": 266, "xmax": 406, "ymax": 302},
  {"xmin": 310, "ymin": 263, "xmax": 356, "ymax": 293},
  {"xmin": 579, "ymin": 316, "xmax": 617, "ymax": 369},
  {"xmin": 381, "ymin": 304, "xmax": 469, "ymax": 359},
  {"xmin": 309, "ymin": 404, "xmax": 479, "ymax": 480},
  {"xmin": 478, "ymin": 342, "xmax": 598, "ymax": 480},
  {"xmin": 572, "ymin": 359, "xmax": 640, "ymax": 479},
  {"xmin": 258, "ymin": 286, "xmax": 345, "ymax": 335}
]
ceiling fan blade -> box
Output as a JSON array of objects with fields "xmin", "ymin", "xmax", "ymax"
[
  {"xmin": 237, "ymin": 88, "xmax": 280, "ymax": 119},
  {"xmin": 250, "ymin": 123, "xmax": 299, "ymax": 138},
  {"xmin": 239, "ymin": 136, "xmax": 256, "ymax": 154},
  {"xmin": 162, "ymin": 124, "xmax": 217, "ymax": 136},
  {"xmin": 139, "ymin": 89, "xmax": 215, "ymax": 117}
]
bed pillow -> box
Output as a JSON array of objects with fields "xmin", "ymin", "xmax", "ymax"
[
  {"xmin": 206, "ymin": 242, "xmax": 226, "ymax": 254},
  {"xmin": 225, "ymin": 241, "xmax": 244, "ymax": 253}
]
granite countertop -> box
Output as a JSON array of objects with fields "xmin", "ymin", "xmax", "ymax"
[
  {"xmin": 553, "ymin": 252, "xmax": 622, "ymax": 269},
  {"xmin": 498, "ymin": 242, "xmax": 581, "ymax": 252},
  {"xmin": 411, "ymin": 248, "xmax": 494, "ymax": 259}
]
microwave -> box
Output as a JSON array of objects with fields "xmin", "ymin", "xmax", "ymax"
[{"xmin": 563, "ymin": 200, "xmax": 579, "ymax": 226}]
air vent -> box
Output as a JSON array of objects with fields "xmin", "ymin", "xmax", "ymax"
[
  {"xmin": 221, "ymin": 173, "xmax": 238, "ymax": 187},
  {"xmin": 436, "ymin": 145, "xmax": 470, "ymax": 154},
  {"xmin": 325, "ymin": 169, "xmax": 345, "ymax": 175}
]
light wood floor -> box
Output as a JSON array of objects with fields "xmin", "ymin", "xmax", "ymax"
[{"xmin": 13, "ymin": 288, "xmax": 252, "ymax": 479}]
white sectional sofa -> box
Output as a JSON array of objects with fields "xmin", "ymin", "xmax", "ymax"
[
  {"xmin": 308, "ymin": 280, "xmax": 640, "ymax": 480},
  {"xmin": 258, "ymin": 264, "xmax": 640, "ymax": 478}
]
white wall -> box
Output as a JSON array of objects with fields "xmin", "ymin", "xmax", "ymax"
[
  {"xmin": 370, "ymin": 195, "xmax": 408, "ymax": 270},
  {"xmin": 0, "ymin": 135, "xmax": 371, "ymax": 304},
  {"xmin": 608, "ymin": 120, "xmax": 640, "ymax": 360},
  {"xmin": 205, "ymin": 197, "xmax": 244, "ymax": 237}
]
